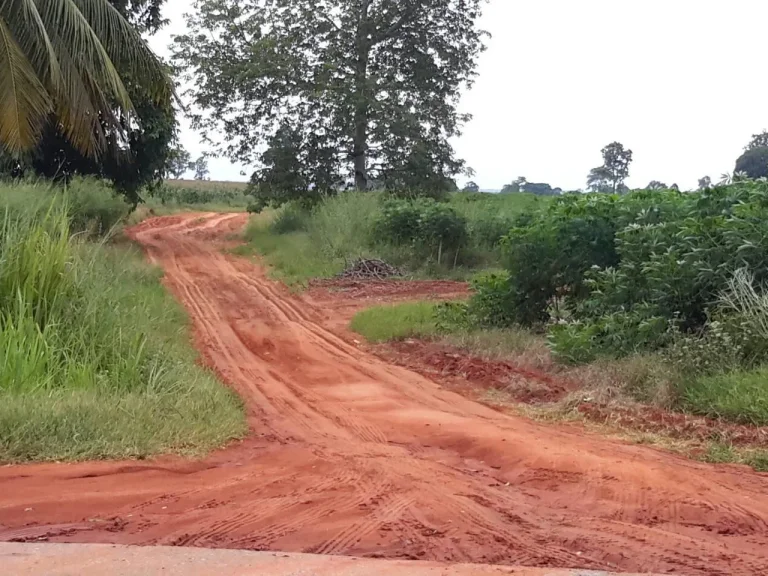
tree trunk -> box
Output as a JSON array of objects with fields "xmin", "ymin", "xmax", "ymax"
[{"xmin": 353, "ymin": 1, "xmax": 371, "ymax": 191}]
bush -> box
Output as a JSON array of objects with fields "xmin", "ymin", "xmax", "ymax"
[
  {"xmin": 66, "ymin": 177, "xmax": 131, "ymax": 235},
  {"xmin": 270, "ymin": 203, "xmax": 310, "ymax": 234},
  {"xmin": 373, "ymin": 198, "xmax": 468, "ymax": 263},
  {"xmin": 464, "ymin": 182, "xmax": 768, "ymax": 364}
]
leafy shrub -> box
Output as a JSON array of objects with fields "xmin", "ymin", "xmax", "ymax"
[
  {"xmin": 373, "ymin": 198, "xmax": 468, "ymax": 262},
  {"xmin": 464, "ymin": 182, "xmax": 768, "ymax": 363},
  {"xmin": 469, "ymin": 216, "xmax": 515, "ymax": 249},
  {"xmin": 270, "ymin": 203, "xmax": 310, "ymax": 234}
]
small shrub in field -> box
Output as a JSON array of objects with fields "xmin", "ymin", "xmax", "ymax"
[
  {"xmin": 373, "ymin": 198, "xmax": 468, "ymax": 262},
  {"xmin": 66, "ymin": 177, "xmax": 131, "ymax": 235},
  {"xmin": 270, "ymin": 203, "xmax": 310, "ymax": 234}
]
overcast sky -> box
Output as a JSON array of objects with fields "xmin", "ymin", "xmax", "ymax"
[{"xmin": 150, "ymin": 0, "xmax": 768, "ymax": 191}]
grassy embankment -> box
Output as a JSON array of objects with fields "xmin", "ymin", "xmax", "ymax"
[{"xmin": 0, "ymin": 179, "xmax": 245, "ymax": 463}]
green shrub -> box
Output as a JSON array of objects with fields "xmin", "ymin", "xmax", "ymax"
[
  {"xmin": 66, "ymin": 177, "xmax": 131, "ymax": 235},
  {"xmin": 270, "ymin": 203, "xmax": 310, "ymax": 234},
  {"xmin": 462, "ymin": 182, "xmax": 768, "ymax": 364},
  {"xmin": 373, "ymin": 198, "xmax": 468, "ymax": 262}
]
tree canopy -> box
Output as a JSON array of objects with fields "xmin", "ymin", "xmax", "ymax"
[
  {"xmin": 746, "ymin": 130, "xmax": 768, "ymax": 151},
  {"xmin": 173, "ymin": 0, "xmax": 488, "ymax": 202},
  {"xmin": 0, "ymin": 0, "xmax": 175, "ymax": 202},
  {"xmin": 587, "ymin": 142, "xmax": 633, "ymax": 193},
  {"xmin": 735, "ymin": 147, "xmax": 768, "ymax": 180}
]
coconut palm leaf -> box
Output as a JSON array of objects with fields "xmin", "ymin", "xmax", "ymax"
[
  {"xmin": 0, "ymin": 18, "xmax": 52, "ymax": 155},
  {"xmin": 0, "ymin": 0, "xmax": 171, "ymax": 158}
]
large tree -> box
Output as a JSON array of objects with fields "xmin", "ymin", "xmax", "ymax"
[
  {"xmin": 735, "ymin": 147, "xmax": 768, "ymax": 180},
  {"xmin": 746, "ymin": 130, "xmax": 768, "ymax": 151},
  {"xmin": 587, "ymin": 142, "xmax": 633, "ymax": 194},
  {"xmin": 173, "ymin": 0, "xmax": 488, "ymax": 198}
]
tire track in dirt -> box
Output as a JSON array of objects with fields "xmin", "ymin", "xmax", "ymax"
[{"xmin": 1, "ymin": 212, "xmax": 768, "ymax": 574}]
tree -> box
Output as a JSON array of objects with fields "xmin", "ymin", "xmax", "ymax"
[
  {"xmin": 110, "ymin": 0, "xmax": 167, "ymax": 33},
  {"xmin": 193, "ymin": 156, "xmax": 210, "ymax": 181},
  {"xmin": 172, "ymin": 0, "xmax": 488, "ymax": 199},
  {"xmin": 587, "ymin": 166, "xmax": 613, "ymax": 193},
  {"xmin": 0, "ymin": 0, "xmax": 171, "ymax": 160},
  {"xmin": 501, "ymin": 177, "xmax": 526, "ymax": 194},
  {"xmin": 746, "ymin": 130, "xmax": 768, "ymax": 151},
  {"xmin": 166, "ymin": 145, "xmax": 192, "ymax": 179},
  {"xmin": 735, "ymin": 147, "xmax": 768, "ymax": 180},
  {"xmin": 463, "ymin": 181, "xmax": 480, "ymax": 193},
  {"xmin": 523, "ymin": 182, "xmax": 560, "ymax": 196},
  {"xmin": 587, "ymin": 142, "xmax": 633, "ymax": 194},
  {"xmin": 698, "ymin": 176, "xmax": 712, "ymax": 190},
  {"xmin": 645, "ymin": 181, "xmax": 668, "ymax": 190}
]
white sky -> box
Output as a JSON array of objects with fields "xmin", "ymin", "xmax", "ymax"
[{"xmin": 150, "ymin": 0, "xmax": 768, "ymax": 190}]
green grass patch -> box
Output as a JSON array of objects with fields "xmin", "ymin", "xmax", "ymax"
[
  {"xmin": 350, "ymin": 302, "xmax": 439, "ymax": 343},
  {"xmin": 701, "ymin": 443, "xmax": 768, "ymax": 472},
  {"xmin": 683, "ymin": 369, "xmax": 768, "ymax": 426},
  {"xmin": 0, "ymin": 182, "xmax": 246, "ymax": 463}
]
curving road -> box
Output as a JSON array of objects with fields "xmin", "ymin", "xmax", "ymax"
[{"xmin": 1, "ymin": 213, "xmax": 767, "ymax": 575}]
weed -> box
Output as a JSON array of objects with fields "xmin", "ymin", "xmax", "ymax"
[{"xmin": 350, "ymin": 302, "xmax": 438, "ymax": 343}]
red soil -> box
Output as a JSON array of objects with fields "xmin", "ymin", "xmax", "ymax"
[{"xmin": 1, "ymin": 213, "xmax": 767, "ymax": 575}]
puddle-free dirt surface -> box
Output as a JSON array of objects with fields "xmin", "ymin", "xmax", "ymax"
[{"xmin": 1, "ymin": 213, "xmax": 767, "ymax": 575}]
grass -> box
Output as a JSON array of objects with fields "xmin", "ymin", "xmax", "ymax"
[
  {"xmin": 241, "ymin": 192, "xmax": 382, "ymax": 286},
  {"xmin": 241, "ymin": 191, "xmax": 547, "ymax": 285},
  {"xmin": 683, "ymin": 369, "xmax": 768, "ymax": 426},
  {"xmin": 350, "ymin": 302, "xmax": 439, "ymax": 342},
  {"xmin": 0, "ymin": 181, "xmax": 246, "ymax": 463}
]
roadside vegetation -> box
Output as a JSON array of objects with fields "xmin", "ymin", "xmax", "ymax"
[
  {"xmin": 0, "ymin": 179, "xmax": 245, "ymax": 463},
  {"xmin": 241, "ymin": 192, "xmax": 548, "ymax": 285},
  {"xmin": 143, "ymin": 180, "xmax": 250, "ymax": 212},
  {"xmin": 244, "ymin": 181, "xmax": 768, "ymax": 471}
]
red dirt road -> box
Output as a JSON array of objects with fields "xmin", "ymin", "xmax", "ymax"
[{"xmin": 1, "ymin": 213, "xmax": 768, "ymax": 575}]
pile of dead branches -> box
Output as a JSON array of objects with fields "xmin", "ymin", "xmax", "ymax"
[{"xmin": 338, "ymin": 258, "xmax": 402, "ymax": 280}]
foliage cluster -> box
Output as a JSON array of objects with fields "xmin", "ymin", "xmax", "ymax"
[{"xmin": 146, "ymin": 181, "xmax": 249, "ymax": 209}]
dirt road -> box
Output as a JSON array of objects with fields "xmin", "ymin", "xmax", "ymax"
[{"xmin": 1, "ymin": 213, "xmax": 767, "ymax": 575}]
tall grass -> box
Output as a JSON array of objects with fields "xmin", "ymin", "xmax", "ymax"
[
  {"xmin": 243, "ymin": 191, "xmax": 546, "ymax": 284},
  {"xmin": 0, "ymin": 181, "xmax": 245, "ymax": 462}
]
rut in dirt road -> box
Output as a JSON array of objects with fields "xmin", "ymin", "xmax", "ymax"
[{"xmin": 1, "ymin": 213, "xmax": 768, "ymax": 575}]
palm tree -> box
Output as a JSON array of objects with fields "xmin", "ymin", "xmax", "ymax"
[{"xmin": 0, "ymin": 0, "xmax": 172, "ymax": 159}]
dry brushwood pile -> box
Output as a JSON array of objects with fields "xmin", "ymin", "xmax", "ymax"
[{"xmin": 338, "ymin": 258, "xmax": 403, "ymax": 280}]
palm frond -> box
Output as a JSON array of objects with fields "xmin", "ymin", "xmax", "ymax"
[
  {"xmin": 0, "ymin": 18, "xmax": 53, "ymax": 156},
  {"xmin": 0, "ymin": 0, "xmax": 62, "ymax": 89},
  {"xmin": 71, "ymin": 0, "xmax": 172, "ymax": 102}
]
